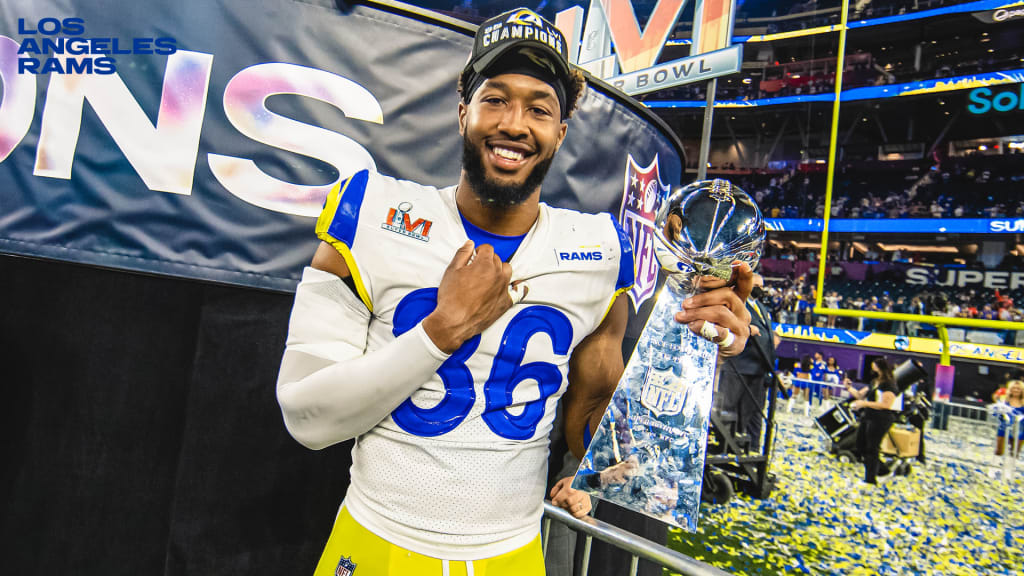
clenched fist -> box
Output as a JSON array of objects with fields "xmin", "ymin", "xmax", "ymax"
[{"xmin": 423, "ymin": 241, "xmax": 514, "ymax": 353}]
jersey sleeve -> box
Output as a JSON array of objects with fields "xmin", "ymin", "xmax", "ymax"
[
  {"xmin": 595, "ymin": 213, "xmax": 635, "ymax": 324},
  {"xmin": 609, "ymin": 213, "xmax": 635, "ymax": 293},
  {"xmin": 315, "ymin": 169, "xmax": 373, "ymax": 312}
]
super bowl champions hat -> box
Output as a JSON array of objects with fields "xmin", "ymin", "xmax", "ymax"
[{"xmin": 461, "ymin": 8, "xmax": 573, "ymax": 117}]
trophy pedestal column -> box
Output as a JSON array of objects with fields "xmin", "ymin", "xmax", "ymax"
[{"xmin": 572, "ymin": 287, "xmax": 718, "ymax": 531}]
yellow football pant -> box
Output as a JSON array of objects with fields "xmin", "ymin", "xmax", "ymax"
[{"xmin": 314, "ymin": 506, "xmax": 546, "ymax": 576}]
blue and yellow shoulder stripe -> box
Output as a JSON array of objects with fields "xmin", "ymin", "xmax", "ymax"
[
  {"xmin": 610, "ymin": 214, "xmax": 635, "ymax": 293},
  {"xmin": 315, "ymin": 170, "xmax": 373, "ymax": 312},
  {"xmin": 600, "ymin": 213, "xmax": 635, "ymax": 322}
]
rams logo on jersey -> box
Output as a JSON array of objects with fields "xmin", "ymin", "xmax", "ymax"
[
  {"xmin": 382, "ymin": 202, "xmax": 432, "ymax": 242},
  {"xmin": 557, "ymin": 250, "xmax": 603, "ymax": 262}
]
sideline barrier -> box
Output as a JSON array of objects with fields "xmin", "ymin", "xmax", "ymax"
[
  {"xmin": 932, "ymin": 400, "xmax": 994, "ymax": 432},
  {"xmin": 787, "ymin": 378, "xmax": 845, "ymax": 415},
  {"xmin": 995, "ymin": 412, "xmax": 1024, "ymax": 482},
  {"xmin": 541, "ymin": 503, "xmax": 731, "ymax": 576},
  {"xmin": 931, "ymin": 401, "xmax": 1022, "ymax": 478}
]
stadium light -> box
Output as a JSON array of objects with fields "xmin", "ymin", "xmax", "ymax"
[{"xmin": 876, "ymin": 244, "xmax": 959, "ymax": 253}]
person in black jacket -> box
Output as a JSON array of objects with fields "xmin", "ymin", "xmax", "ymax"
[
  {"xmin": 719, "ymin": 276, "xmax": 780, "ymax": 447},
  {"xmin": 848, "ymin": 357, "xmax": 902, "ymax": 484}
]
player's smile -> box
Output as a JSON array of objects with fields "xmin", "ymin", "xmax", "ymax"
[{"xmin": 486, "ymin": 140, "xmax": 533, "ymax": 171}]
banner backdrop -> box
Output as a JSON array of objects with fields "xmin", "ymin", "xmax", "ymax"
[
  {"xmin": 0, "ymin": 0, "xmax": 684, "ymax": 292},
  {"xmin": 1, "ymin": 3, "xmax": 686, "ymax": 573}
]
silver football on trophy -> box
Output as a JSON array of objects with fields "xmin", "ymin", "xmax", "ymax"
[{"xmin": 652, "ymin": 179, "xmax": 764, "ymax": 294}]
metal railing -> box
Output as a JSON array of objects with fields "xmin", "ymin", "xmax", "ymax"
[
  {"xmin": 931, "ymin": 401, "xmax": 998, "ymax": 457},
  {"xmin": 541, "ymin": 502, "xmax": 732, "ymax": 576},
  {"xmin": 922, "ymin": 400, "xmax": 1023, "ymax": 479},
  {"xmin": 785, "ymin": 377, "xmax": 845, "ymax": 416}
]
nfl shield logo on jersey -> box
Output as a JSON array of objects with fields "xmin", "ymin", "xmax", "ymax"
[
  {"xmin": 619, "ymin": 154, "xmax": 667, "ymax": 310},
  {"xmin": 335, "ymin": 556, "xmax": 357, "ymax": 576},
  {"xmin": 639, "ymin": 365, "xmax": 687, "ymax": 417}
]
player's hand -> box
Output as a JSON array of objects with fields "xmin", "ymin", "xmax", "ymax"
[
  {"xmin": 674, "ymin": 261, "xmax": 755, "ymax": 358},
  {"xmin": 423, "ymin": 241, "xmax": 513, "ymax": 353},
  {"xmin": 550, "ymin": 477, "xmax": 592, "ymax": 519},
  {"xmin": 599, "ymin": 456, "xmax": 639, "ymax": 486}
]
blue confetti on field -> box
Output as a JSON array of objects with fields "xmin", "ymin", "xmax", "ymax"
[{"xmin": 668, "ymin": 408, "xmax": 1024, "ymax": 575}]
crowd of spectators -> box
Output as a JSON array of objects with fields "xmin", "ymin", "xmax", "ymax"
[
  {"xmin": 722, "ymin": 156, "xmax": 1024, "ymax": 220},
  {"xmin": 755, "ymin": 266, "xmax": 1024, "ymax": 344},
  {"xmin": 649, "ymin": 57, "xmax": 875, "ymax": 102},
  {"xmin": 653, "ymin": 0, "xmax": 1022, "ymax": 104},
  {"xmin": 670, "ymin": 0, "xmax": 967, "ymax": 38},
  {"xmin": 649, "ymin": 48, "xmax": 1020, "ymax": 104},
  {"xmin": 848, "ymin": 0, "xmax": 972, "ymax": 20}
]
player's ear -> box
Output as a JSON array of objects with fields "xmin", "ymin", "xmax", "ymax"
[
  {"xmin": 553, "ymin": 120, "xmax": 567, "ymax": 153},
  {"xmin": 458, "ymin": 101, "xmax": 467, "ymax": 136}
]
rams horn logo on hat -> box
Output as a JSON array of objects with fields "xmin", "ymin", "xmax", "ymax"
[{"xmin": 506, "ymin": 8, "xmax": 545, "ymax": 27}]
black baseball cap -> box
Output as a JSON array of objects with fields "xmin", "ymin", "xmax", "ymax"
[{"xmin": 461, "ymin": 8, "xmax": 573, "ymax": 118}]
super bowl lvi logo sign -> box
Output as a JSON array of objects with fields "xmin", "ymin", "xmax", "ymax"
[
  {"xmin": 554, "ymin": 0, "xmax": 741, "ymax": 95},
  {"xmin": 619, "ymin": 154, "xmax": 667, "ymax": 310}
]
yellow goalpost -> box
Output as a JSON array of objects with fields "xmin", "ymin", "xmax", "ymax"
[{"xmin": 811, "ymin": 0, "xmax": 1024, "ymax": 366}]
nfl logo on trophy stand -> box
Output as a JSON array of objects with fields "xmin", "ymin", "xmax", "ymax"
[{"xmin": 571, "ymin": 179, "xmax": 764, "ymax": 530}]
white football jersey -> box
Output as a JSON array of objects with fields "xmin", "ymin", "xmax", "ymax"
[{"xmin": 316, "ymin": 169, "xmax": 633, "ymax": 560}]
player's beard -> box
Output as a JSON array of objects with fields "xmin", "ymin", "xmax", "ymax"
[{"xmin": 461, "ymin": 132, "xmax": 553, "ymax": 209}]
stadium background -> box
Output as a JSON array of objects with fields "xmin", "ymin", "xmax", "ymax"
[{"xmin": 2, "ymin": 0, "xmax": 1023, "ymax": 575}]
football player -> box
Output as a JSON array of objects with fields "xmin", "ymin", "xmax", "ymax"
[{"xmin": 276, "ymin": 7, "xmax": 754, "ymax": 575}]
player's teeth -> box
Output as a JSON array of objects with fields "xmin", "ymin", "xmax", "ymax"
[{"xmin": 494, "ymin": 148, "xmax": 524, "ymax": 161}]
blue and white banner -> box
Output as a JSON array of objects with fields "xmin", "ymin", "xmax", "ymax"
[{"xmin": 0, "ymin": 0, "xmax": 683, "ymax": 291}]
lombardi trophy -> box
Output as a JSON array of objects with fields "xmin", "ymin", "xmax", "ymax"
[{"xmin": 571, "ymin": 179, "xmax": 764, "ymax": 530}]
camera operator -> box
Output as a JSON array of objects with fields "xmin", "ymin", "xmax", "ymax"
[{"xmin": 846, "ymin": 357, "xmax": 902, "ymax": 484}]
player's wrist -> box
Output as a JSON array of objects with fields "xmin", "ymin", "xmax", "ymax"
[{"xmin": 422, "ymin": 311, "xmax": 471, "ymax": 354}]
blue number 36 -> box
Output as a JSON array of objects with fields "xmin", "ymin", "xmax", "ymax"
[{"xmin": 391, "ymin": 288, "xmax": 573, "ymax": 440}]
